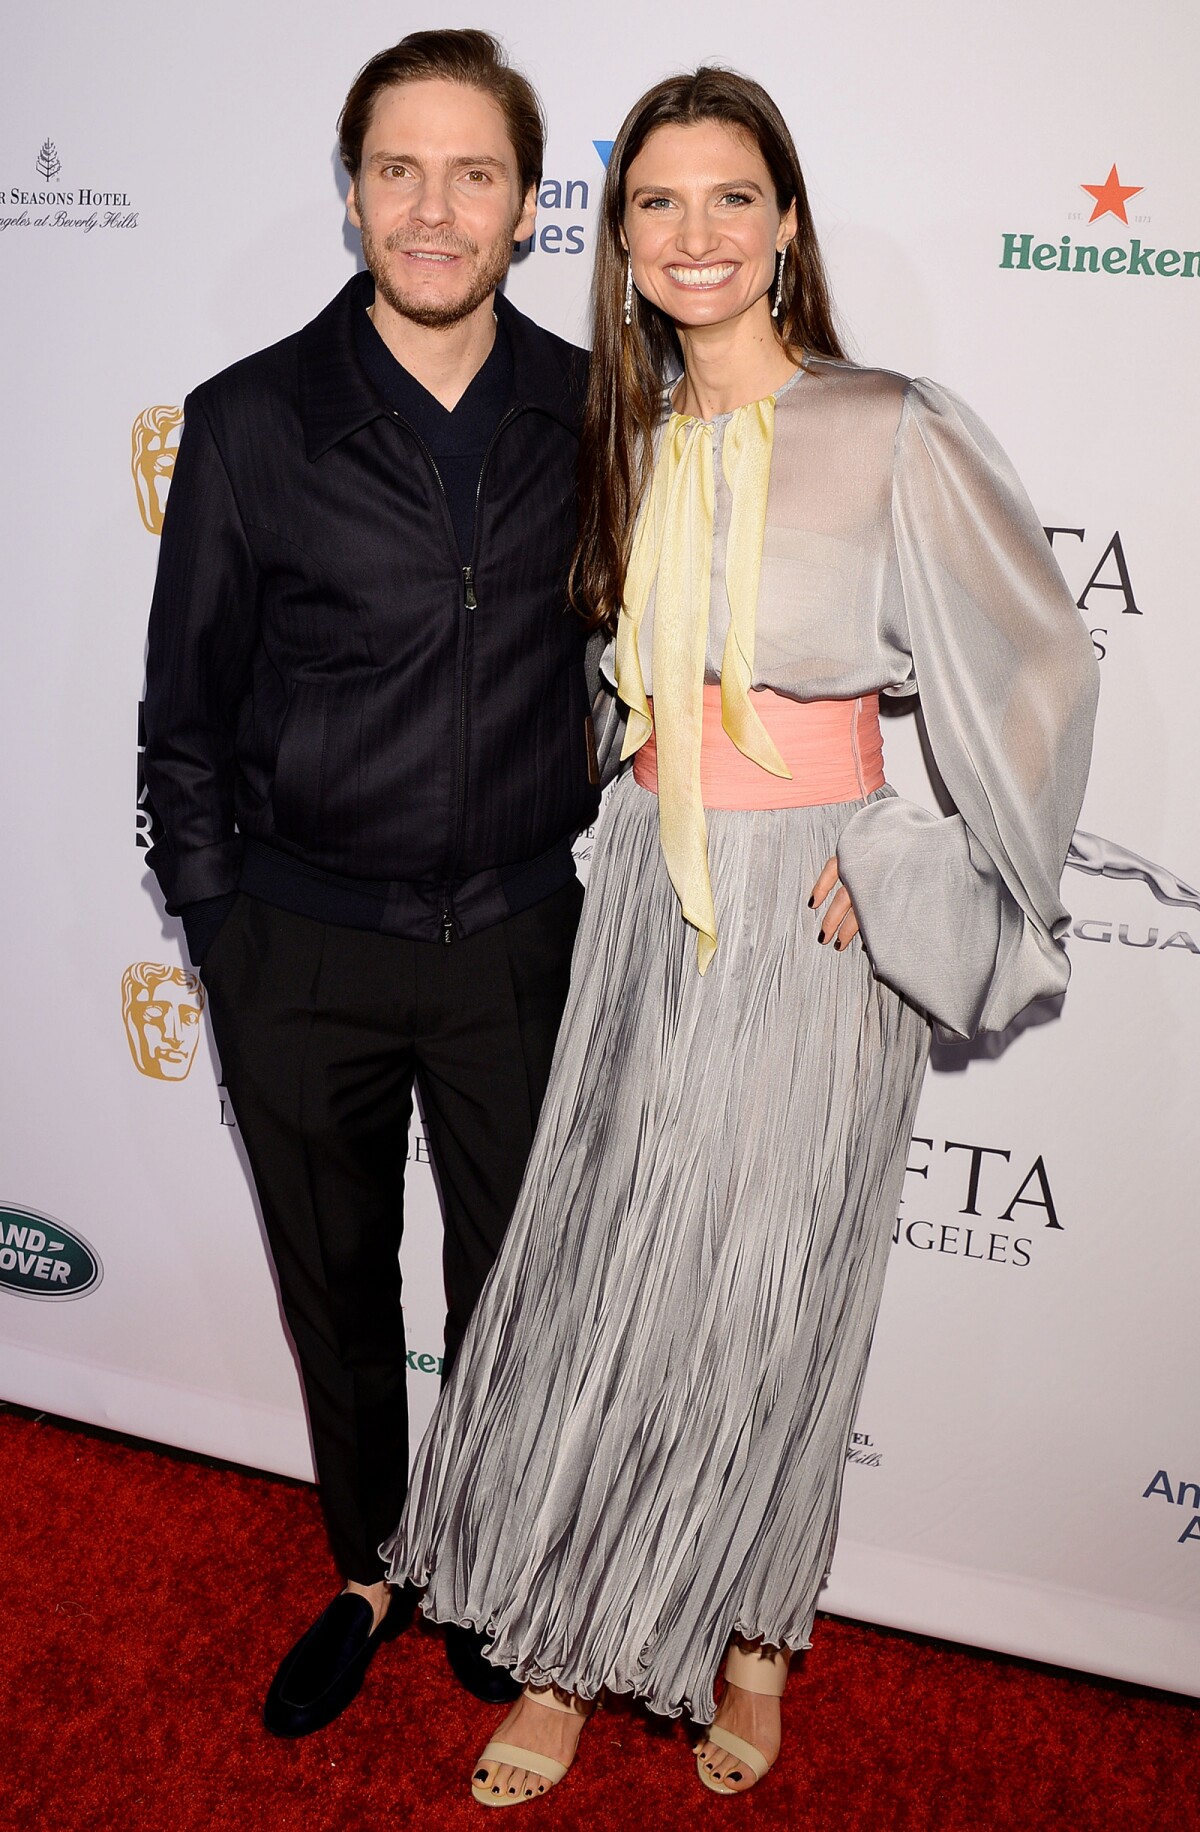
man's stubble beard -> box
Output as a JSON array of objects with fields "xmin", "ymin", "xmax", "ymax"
[{"xmin": 360, "ymin": 216, "xmax": 517, "ymax": 330}]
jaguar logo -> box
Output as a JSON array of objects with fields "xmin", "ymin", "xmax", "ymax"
[{"xmin": 1066, "ymin": 831, "xmax": 1200, "ymax": 913}]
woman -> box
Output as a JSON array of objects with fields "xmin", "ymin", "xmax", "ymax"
[{"xmin": 384, "ymin": 68, "xmax": 1099, "ymax": 1804}]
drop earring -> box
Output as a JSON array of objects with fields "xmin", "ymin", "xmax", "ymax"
[
  {"xmin": 771, "ymin": 248, "xmax": 785, "ymax": 319},
  {"xmin": 624, "ymin": 259, "xmax": 633, "ymax": 327}
]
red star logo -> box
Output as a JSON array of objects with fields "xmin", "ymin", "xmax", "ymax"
[{"xmin": 1080, "ymin": 164, "xmax": 1143, "ymax": 224}]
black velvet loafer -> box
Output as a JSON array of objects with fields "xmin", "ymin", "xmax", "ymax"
[
  {"xmin": 263, "ymin": 1589, "xmax": 410, "ymax": 1738},
  {"xmin": 444, "ymin": 1622, "xmax": 522, "ymax": 1704}
]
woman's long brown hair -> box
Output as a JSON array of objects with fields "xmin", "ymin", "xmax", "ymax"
[{"xmin": 570, "ymin": 68, "xmax": 848, "ymax": 636}]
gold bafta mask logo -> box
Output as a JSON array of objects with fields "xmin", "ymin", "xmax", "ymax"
[
  {"xmin": 131, "ymin": 405, "xmax": 183, "ymax": 535},
  {"xmin": 122, "ymin": 963, "xmax": 205, "ymax": 1081}
]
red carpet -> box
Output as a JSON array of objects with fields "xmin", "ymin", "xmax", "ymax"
[{"xmin": 1, "ymin": 1406, "xmax": 1195, "ymax": 1832}]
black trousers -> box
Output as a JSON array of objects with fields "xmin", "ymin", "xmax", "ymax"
[{"xmin": 201, "ymin": 882, "xmax": 582, "ymax": 1583}]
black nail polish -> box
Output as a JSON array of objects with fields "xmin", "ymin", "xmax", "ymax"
[
  {"xmin": 728, "ymin": 1770, "xmax": 743, "ymax": 1782},
  {"xmin": 807, "ymin": 895, "xmax": 814, "ymax": 908},
  {"xmin": 474, "ymin": 1769, "xmax": 488, "ymax": 1782},
  {"xmin": 818, "ymin": 930, "xmax": 826, "ymax": 944}
]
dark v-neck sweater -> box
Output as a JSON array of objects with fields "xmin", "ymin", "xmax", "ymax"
[{"xmin": 352, "ymin": 292, "xmax": 514, "ymax": 562}]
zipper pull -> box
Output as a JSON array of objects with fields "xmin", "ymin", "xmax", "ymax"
[
  {"xmin": 442, "ymin": 909, "xmax": 454, "ymax": 945},
  {"xmin": 462, "ymin": 565, "xmax": 477, "ymax": 611}
]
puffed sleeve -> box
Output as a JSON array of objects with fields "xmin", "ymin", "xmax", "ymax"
[{"xmin": 835, "ymin": 378, "xmax": 1100, "ymax": 1038}]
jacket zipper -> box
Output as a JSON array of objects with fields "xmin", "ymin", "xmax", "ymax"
[
  {"xmin": 439, "ymin": 406, "xmax": 523, "ymax": 944},
  {"xmin": 386, "ymin": 402, "xmax": 522, "ymax": 946},
  {"xmin": 442, "ymin": 560, "xmax": 479, "ymax": 942}
]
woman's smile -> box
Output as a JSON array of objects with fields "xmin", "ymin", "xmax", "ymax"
[{"xmin": 665, "ymin": 261, "xmax": 739, "ymax": 290}]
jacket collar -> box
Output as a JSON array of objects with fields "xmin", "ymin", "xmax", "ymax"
[
  {"xmin": 494, "ymin": 288, "xmax": 584, "ymax": 433},
  {"xmin": 298, "ymin": 271, "xmax": 583, "ymax": 460}
]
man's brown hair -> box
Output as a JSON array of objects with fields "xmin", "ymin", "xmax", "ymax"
[{"xmin": 338, "ymin": 30, "xmax": 545, "ymax": 199}]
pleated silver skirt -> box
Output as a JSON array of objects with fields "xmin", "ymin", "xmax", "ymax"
[{"xmin": 383, "ymin": 771, "xmax": 930, "ymax": 1723}]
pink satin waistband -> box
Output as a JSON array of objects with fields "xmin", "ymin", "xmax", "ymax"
[{"xmin": 632, "ymin": 686, "xmax": 885, "ymax": 810}]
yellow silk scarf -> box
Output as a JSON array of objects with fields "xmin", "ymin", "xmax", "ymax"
[{"xmin": 615, "ymin": 396, "xmax": 790, "ymax": 973}]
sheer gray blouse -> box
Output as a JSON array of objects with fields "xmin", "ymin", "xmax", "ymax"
[{"xmin": 598, "ymin": 358, "xmax": 1100, "ymax": 1040}]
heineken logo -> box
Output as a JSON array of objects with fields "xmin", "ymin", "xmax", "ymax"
[
  {"xmin": 1080, "ymin": 163, "xmax": 1143, "ymax": 226},
  {"xmin": 0, "ymin": 1205, "xmax": 102, "ymax": 1300},
  {"xmin": 1001, "ymin": 234, "xmax": 1198, "ymax": 278},
  {"xmin": 1000, "ymin": 167, "xmax": 1199, "ymax": 279}
]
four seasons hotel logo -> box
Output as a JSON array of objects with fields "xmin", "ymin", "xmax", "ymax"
[
  {"xmin": 0, "ymin": 138, "xmax": 141, "ymax": 229},
  {"xmin": 1000, "ymin": 167, "xmax": 1199, "ymax": 278}
]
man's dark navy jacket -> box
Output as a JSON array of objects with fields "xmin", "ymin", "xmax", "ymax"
[{"xmin": 143, "ymin": 276, "xmax": 600, "ymax": 946}]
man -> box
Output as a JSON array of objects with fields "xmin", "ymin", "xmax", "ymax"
[{"xmin": 143, "ymin": 30, "xmax": 598, "ymax": 1736}]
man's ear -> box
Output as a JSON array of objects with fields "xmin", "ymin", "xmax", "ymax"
[
  {"xmin": 347, "ymin": 181, "xmax": 362, "ymax": 231},
  {"xmin": 513, "ymin": 181, "xmax": 537, "ymax": 245}
]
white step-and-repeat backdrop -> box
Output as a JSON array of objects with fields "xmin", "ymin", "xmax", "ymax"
[{"xmin": 2, "ymin": 0, "xmax": 1197, "ymax": 1697}]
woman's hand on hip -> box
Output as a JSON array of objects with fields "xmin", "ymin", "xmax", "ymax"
[{"xmin": 810, "ymin": 857, "xmax": 860, "ymax": 951}]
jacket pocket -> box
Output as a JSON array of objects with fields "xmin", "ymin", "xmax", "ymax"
[{"xmin": 271, "ymin": 681, "xmax": 327, "ymax": 844}]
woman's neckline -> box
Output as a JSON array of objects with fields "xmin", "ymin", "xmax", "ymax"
[{"xmin": 666, "ymin": 355, "xmax": 810, "ymax": 426}]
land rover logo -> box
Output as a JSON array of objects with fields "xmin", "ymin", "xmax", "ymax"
[{"xmin": 0, "ymin": 1205, "xmax": 102, "ymax": 1300}]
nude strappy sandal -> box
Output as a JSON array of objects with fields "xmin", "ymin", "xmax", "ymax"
[
  {"xmin": 471, "ymin": 1683, "xmax": 590, "ymax": 1808},
  {"xmin": 695, "ymin": 1641, "xmax": 789, "ymax": 1795}
]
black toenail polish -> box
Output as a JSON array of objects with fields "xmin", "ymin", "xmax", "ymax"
[
  {"xmin": 729, "ymin": 1771, "xmax": 743, "ymax": 1782},
  {"xmin": 474, "ymin": 1769, "xmax": 488, "ymax": 1782}
]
